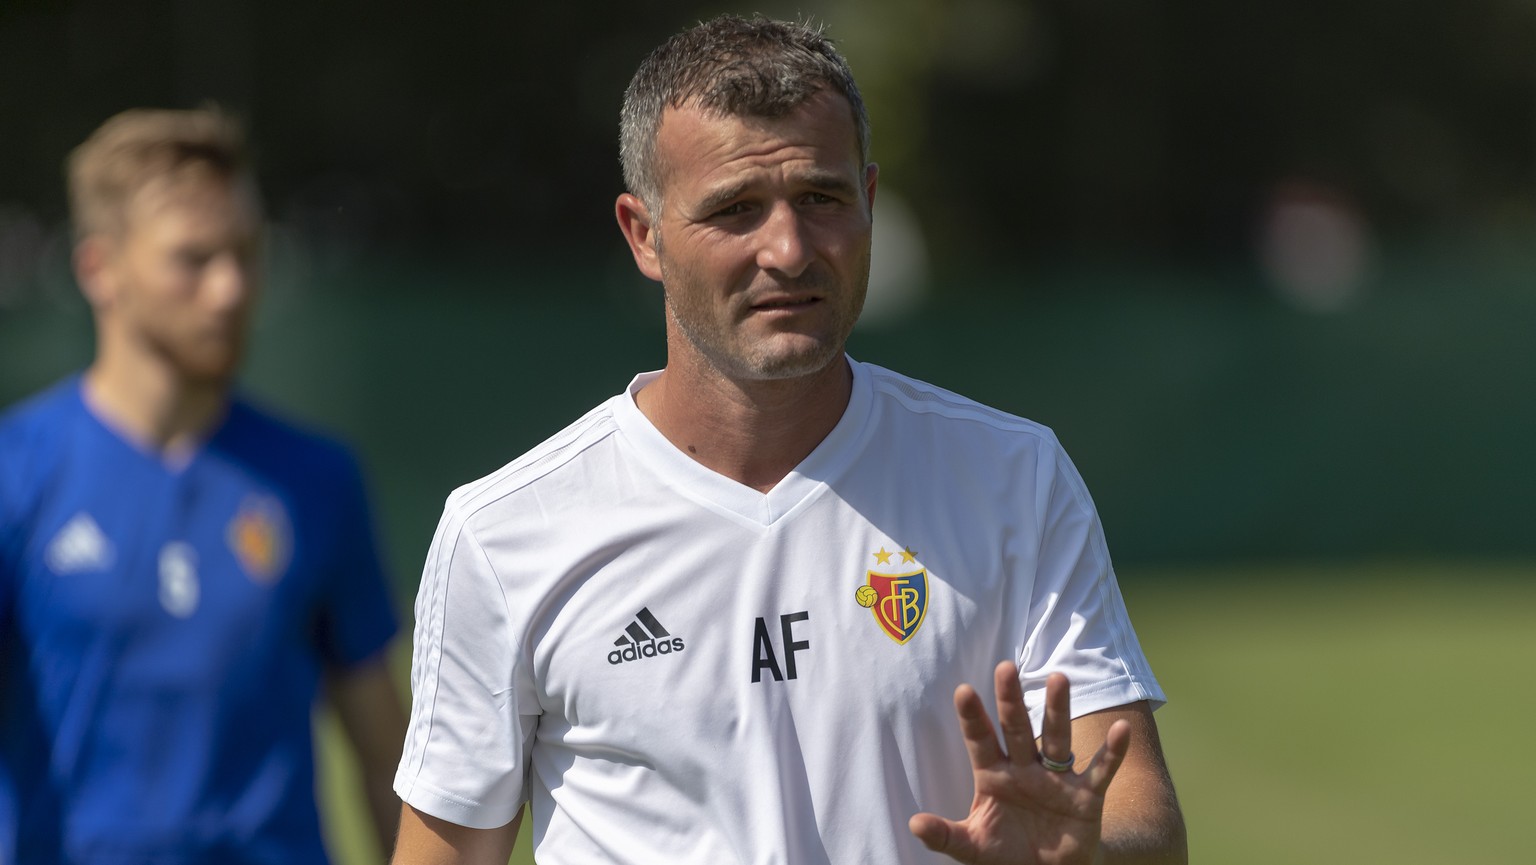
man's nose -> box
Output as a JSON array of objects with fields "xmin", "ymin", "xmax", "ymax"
[
  {"xmin": 203, "ymin": 253, "xmax": 255, "ymax": 312},
  {"xmin": 755, "ymin": 203, "xmax": 814, "ymax": 278}
]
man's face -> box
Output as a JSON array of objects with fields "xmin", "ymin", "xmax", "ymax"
[
  {"xmin": 90, "ymin": 177, "xmax": 262, "ymax": 384},
  {"xmin": 641, "ymin": 90, "xmax": 877, "ymax": 382}
]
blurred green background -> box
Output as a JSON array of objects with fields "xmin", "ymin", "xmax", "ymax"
[{"xmin": 3, "ymin": 0, "xmax": 1534, "ymax": 862}]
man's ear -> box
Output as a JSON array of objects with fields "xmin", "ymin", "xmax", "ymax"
[
  {"xmin": 73, "ymin": 234, "xmax": 117, "ymax": 312},
  {"xmin": 615, "ymin": 193, "xmax": 663, "ymax": 283}
]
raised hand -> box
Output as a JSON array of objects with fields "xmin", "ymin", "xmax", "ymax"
[{"xmin": 909, "ymin": 662, "xmax": 1133, "ymax": 865}]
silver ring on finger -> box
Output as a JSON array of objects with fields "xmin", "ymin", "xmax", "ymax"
[{"xmin": 1039, "ymin": 751, "xmax": 1075, "ymax": 772}]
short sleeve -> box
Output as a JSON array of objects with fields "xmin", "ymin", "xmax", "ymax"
[
  {"xmin": 0, "ymin": 423, "xmax": 27, "ymax": 627},
  {"xmin": 0, "ymin": 474, "xmax": 16, "ymax": 627},
  {"xmin": 313, "ymin": 451, "xmax": 398, "ymax": 668},
  {"xmin": 1016, "ymin": 439, "xmax": 1165, "ymax": 729},
  {"xmin": 393, "ymin": 500, "xmax": 535, "ymax": 830}
]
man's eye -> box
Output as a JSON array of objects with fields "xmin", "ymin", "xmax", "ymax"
[
  {"xmin": 714, "ymin": 202, "xmax": 750, "ymax": 218},
  {"xmin": 804, "ymin": 192, "xmax": 839, "ymax": 206}
]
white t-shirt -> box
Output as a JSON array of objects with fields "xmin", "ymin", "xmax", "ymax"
[{"xmin": 395, "ymin": 359, "xmax": 1165, "ymax": 865}]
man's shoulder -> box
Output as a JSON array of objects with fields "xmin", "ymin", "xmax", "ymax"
[
  {"xmin": 0, "ymin": 379, "xmax": 85, "ymax": 527},
  {"xmin": 224, "ymin": 394, "xmax": 357, "ymax": 462},
  {"xmin": 860, "ymin": 361, "xmax": 1061, "ymax": 448},
  {"xmin": 0, "ymin": 376, "xmax": 82, "ymax": 436},
  {"xmin": 0, "ymin": 377, "xmax": 83, "ymax": 470},
  {"xmin": 216, "ymin": 395, "xmax": 369, "ymax": 497},
  {"xmin": 442, "ymin": 394, "xmax": 625, "ymax": 520}
]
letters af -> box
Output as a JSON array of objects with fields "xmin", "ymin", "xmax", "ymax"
[{"xmin": 752, "ymin": 611, "xmax": 811, "ymax": 683}]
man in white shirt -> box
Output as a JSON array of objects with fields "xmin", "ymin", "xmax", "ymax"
[{"xmin": 392, "ymin": 14, "xmax": 1186, "ymax": 865}]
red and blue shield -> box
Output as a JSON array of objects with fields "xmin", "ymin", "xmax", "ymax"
[{"xmin": 866, "ymin": 569, "xmax": 928, "ymax": 644}]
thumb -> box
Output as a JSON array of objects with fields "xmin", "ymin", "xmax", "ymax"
[{"xmin": 909, "ymin": 812, "xmax": 978, "ymax": 861}]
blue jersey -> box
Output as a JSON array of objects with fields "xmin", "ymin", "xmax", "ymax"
[{"xmin": 0, "ymin": 378, "xmax": 398, "ymax": 865}]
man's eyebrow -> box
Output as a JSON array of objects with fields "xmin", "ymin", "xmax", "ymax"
[
  {"xmin": 798, "ymin": 170, "xmax": 860, "ymax": 198},
  {"xmin": 695, "ymin": 181, "xmax": 751, "ymax": 216},
  {"xmin": 694, "ymin": 170, "xmax": 861, "ymax": 216}
]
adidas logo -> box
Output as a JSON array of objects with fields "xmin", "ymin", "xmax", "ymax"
[
  {"xmin": 606, "ymin": 607, "xmax": 686, "ymax": 665},
  {"xmin": 45, "ymin": 512, "xmax": 114, "ymax": 575}
]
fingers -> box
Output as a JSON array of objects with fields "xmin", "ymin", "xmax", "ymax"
[
  {"xmin": 992, "ymin": 660, "xmax": 1038, "ymax": 764},
  {"xmin": 909, "ymin": 812, "xmax": 978, "ymax": 861},
  {"xmin": 957, "ymin": 664, "xmax": 1093, "ymax": 777},
  {"xmin": 1039, "ymin": 671, "xmax": 1074, "ymax": 768},
  {"xmin": 964, "ymin": 664, "xmax": 1076, "ymax": 771},
  {"xmin": 1084, "ymin": 718, "xmax": 1133, "ymax": 795},
  {"xmin": 953, "ymin": 682, "xmax": 1006, "ymax": 771}
]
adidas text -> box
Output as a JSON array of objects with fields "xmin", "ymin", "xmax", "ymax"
[{"xmin": 608, "ymin": 638, "xmax": 685, "ymax": 665}]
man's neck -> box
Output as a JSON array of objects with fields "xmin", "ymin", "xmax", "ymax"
[
  {"xmin": 83, "ymin": 351, "xmax": 229, "ymax": 458},
  {"xmin": 635, "ymin": 355, "xmax": 852, "ymax": 493}
]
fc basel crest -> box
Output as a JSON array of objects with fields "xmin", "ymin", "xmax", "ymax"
[
  {"xmin": 857, "ymin": 547, "xmax": 928, "ymax": 644},
  {"xmin": 226, "ymin": 495, "xmax": 291, "ymax": 585}
]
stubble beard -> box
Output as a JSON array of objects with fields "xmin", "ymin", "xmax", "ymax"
[
  {"xmin": 659, "ymin": 247, "xmax": 870, "ymax": 383},
  {"xmin": 139, "ymin": 317, "xmax": 246, "ymax": 388}
]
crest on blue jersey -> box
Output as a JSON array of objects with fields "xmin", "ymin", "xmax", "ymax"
[{"xmin": 227, "ymin": 495, "xmax": 291, "ymax": 584}]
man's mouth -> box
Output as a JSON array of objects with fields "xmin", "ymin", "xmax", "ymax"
[{"xmin": 750, "ymin": 295, "xmax": 821, "ymax": 311}]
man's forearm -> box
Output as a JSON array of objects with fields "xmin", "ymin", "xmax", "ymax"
[
  {"xmin": 391, "ymin": 804, "xmax": 521, "ymax": 865},
  {"xmin": 1094, "ymin": 806, "xmax": 1188, "ymax": 865},
  {"xmin": 1095, "ymin": 839, "xmax": 1188, "ymax": 865},
  {"xmin": 365, "ymin": 773, "xmax": 403, "ymax": 859}
]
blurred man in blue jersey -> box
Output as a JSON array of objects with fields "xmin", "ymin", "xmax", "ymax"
[{"xmin": 0, "ymin": 107, "xmax": 407, "ymax": 864}]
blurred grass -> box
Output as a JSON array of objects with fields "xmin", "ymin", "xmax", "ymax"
[
  {"xmin": 318, "ymin": 562, "xmax": 1534, "ymax": 864},
  {"xmin": 1136, "ymin": 562, "xmax": 1536, "ymax": 864}
]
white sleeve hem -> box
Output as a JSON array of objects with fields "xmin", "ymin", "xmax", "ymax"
[
  {"xmin": 1024, "ymin": 673, "xmax": 1167, "ymax": 732},
  {"xmin": 394, "ymin": 773, "xmax": 523, "ymax": 831}
]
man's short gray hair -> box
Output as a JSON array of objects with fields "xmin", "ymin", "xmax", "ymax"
[{"xmin": 619, "ymin": 14, "xmax": 871, "ymax": 211}]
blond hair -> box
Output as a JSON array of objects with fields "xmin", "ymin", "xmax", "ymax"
[{"xmin": 67, "ymin": 107, "xmax": 251, "ymax": 239}]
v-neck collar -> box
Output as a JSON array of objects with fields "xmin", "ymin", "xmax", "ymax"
[
  {"xmin": 612, "ymin": 357, "xmax": 875, "ymax": 530},
  {"xmin": 72, "ymin": 377, "xmax": 229, "ymax": 477}
]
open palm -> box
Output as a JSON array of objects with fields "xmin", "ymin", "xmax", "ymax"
[{"xmin": 909, "ymin": 663, "xmax": 1132, "ymax": 865}]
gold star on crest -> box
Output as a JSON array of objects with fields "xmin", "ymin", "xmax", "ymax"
[
  {"xmin": 873, "ymin": 547, "xmax": 893, "ymax": 565},
  {"xmin": 900, "ymin": 547, "xmax": 918, "ymax": 564}
]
